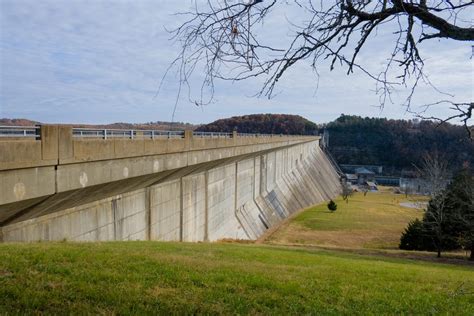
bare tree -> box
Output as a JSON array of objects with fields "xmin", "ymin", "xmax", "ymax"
[
  {"xmin": 169, "ymin": 1, "xmax": 473, "ymax": 135},
  {"xmin": 403, "ymin": 183, "xmax": 412, "ymax": 198},
  {"xmin": 341, "ymin": 181, "xmax": 353, "ymax": 202},
  {"xmin": 415, "ymin": 151, "xmax": 450, "ymax": 197},
  {"xmin": 421, "ymin": 167, "xmax": 472, "ymax": 259},
  {"xmin": 423, "ymin": 190, "xmax": 448, "ymax": 258}
]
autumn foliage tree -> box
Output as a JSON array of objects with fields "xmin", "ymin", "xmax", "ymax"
[{"xmin": 196, "ymin": 114, "xmax": 318, "ymax": 135}]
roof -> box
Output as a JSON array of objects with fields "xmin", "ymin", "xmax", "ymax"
[
  {"xmin": 355, "ymin": 167, "xmax": 375, "ymax": 175},
  {"xmin": 366, "ymin": 181, "xmax": 377, "ymax": 187},
  {"xmin": 345, "ymin": 174, "xmax": 358, "ymax": 180}
]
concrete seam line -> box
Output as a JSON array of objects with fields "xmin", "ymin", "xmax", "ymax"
[
  {"xmin": 179, "ymin": 177, "xmax": 183, "ymax": 242},
  {"xmin": 204, "ymin": 170, "xmax": 209, "ymax": 242}
]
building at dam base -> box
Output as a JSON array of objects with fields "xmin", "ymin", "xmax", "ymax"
[{"xmin": 0, "ymin": 127, "xmax": 340, "ymax": 242}]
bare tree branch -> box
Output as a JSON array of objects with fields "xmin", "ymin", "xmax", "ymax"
[{"xmin": 167, "ymin": 1, "xmax": 473, "ymax": 133}]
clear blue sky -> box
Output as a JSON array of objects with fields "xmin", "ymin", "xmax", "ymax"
[{"xmin": 0, "ymin": 0, "xmax": 472, "ymax": 125}]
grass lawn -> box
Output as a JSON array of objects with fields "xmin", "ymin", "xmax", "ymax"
[
  {"xmin": 266, "ymin": 189, "xmax": 427, "ymax": 250},
  {"xmin": 2, "ymin": 188, "xmax": 472, "ymax": 314},
  {"xmin": 1, "ymin": 241, "xmax": 473, "ymax": 315}
]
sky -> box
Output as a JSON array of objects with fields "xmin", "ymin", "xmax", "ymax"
[{"xmin": 0, "ymin": 0, "xmax": 472, "ymax": 125}]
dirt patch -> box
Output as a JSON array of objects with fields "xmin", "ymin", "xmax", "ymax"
[
  {"xmin": 266, "ymin": 222, "xmax": 404, "ymax": 249},
  {"xmin": 400, "ymin": 202, "xmax": 427, "ymax": 209}
]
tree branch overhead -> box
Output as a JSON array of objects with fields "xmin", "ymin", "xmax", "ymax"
[{"xmin": 169, "ymin": 1, "xmax": 473, "ymax": 134}]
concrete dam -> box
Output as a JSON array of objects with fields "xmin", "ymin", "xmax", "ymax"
[{"xmin": 0, "ymin": 125, "xmax": 341, "ymax": 242}]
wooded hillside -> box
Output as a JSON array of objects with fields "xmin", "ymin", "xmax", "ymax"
[
  {"xmin": 325, "ymin": 115, "xmax": 474, "ymax": 175},
  {"xmin": 196, "ymin": 114, "xmax": 318, "ymax": 135},
  {"xmin": 198, "ymin": 113, "xmax": 473, "ymax": 175}
]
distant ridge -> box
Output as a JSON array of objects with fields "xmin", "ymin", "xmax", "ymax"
[
  {"xmin": 0, "ymin": 118, "xmax": 40, "ymax": 126},
  {"xmin": 0, "ymin": 118, "xmax": 200, "ymax": 131}
]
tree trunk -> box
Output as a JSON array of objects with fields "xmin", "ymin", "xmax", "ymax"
[
  {"xmin": 437, "ymin": 248, "xmax": 441, "ymax": 258},
  {"xmin": 470, "ymin": 244, "xmax": 474, "ymax": 261}
]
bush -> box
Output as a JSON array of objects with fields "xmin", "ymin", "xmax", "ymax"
[
  {"xmin": 399, "ymin": 219, "xmax": 431, "ymax": 250},
  {"xmin": 327, "ymin": 200, "xmax": 337, "ymax": 212}
]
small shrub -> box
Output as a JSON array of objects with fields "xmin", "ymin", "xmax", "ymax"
[
  {"xmin": 327, "ymin": 200, "xmax": 337, "ymax": 212},
  {"xmin": 399, "ymin": 219, "xmax": 425, "ymax": 250},
  {"xmin": 399, "ymin": 218, "xmax": 437, "ymax": 251}
]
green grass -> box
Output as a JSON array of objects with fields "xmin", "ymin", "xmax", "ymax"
[
  {"xmin": 1, "ymin": 190, "xmax": 471, "ymax": 314},
  {"xmin": 267, "ymin": 190, "xmax": 427, "ymax": 249},
  {"xmin": 1, "ymin": 242, "xmax": 473, "ymax": 314},
  {"xmin": 295, "ymin": 191, "xmax": 423, "ymax": 230}
]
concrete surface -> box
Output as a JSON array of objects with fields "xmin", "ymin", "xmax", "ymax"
[
  {"xmin": 1, "ymin": 125, "xmax": 316, "ymax": 211},
  {"xmin": 1, "ymin": 140, "xmax": 341, "ymax": 242}
]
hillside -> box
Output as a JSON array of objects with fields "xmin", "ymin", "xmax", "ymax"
[
  {"xmin": 197, "ymin": 114, "xmax": 473, "ymax": 174},
  {"xmin": 2, "ymin": 180, "xmax": 473, "ymax": 314},
  {"xmin": 1, "ymin": 242, "xmax": 472, "ymax": 314},
  {"xmin": 196, "ymin": 114, "xmax": 319, "ymax": 135},
  {"xmin": 325, "ymin": 115, "xmax": 474, "ymax": 175},
  {"xmin": 0, "ymin": 118, "xmax": 199, "ymax": 131},
  {"xmin": 0, "ymin": 118, "xmax": 40, "ymax": 126}
]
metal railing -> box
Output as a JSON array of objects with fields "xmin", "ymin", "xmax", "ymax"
[
  {"xmin": 192, "ymin": 131, "xmax": 232, "ymax": 138},
  {"xmin": 0, "ymin": 126, "xmax": 40, "ymax": 138},
  {"xmin": 72, "ymin": 128, "xmax": 184, "ymax": 139},
  {"xmin": 237, "ymin": 133, "xmax": 294, "ymax": 137},
  {"xmin": 0, "ymin": 126, "xmax": 311, "ymax": 140}
]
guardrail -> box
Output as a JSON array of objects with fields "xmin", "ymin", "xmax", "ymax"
[
  {"xmin": 0, "ymin": 126, "xmax": 40, "ymax": 138},
  {"xmin": 192, "ymin": 131, "xmax": 232, "ymax": 138},
  {"xmin": 237, "ymin": 133, "xmax": 284, "ymax": 137},
  {"xmin": 0, "ymin": 126, "xmax": 313, "ymax": 140},
  {"xmin": 72, "ymin": 128, "xmax": 185, "ymax": 139}
]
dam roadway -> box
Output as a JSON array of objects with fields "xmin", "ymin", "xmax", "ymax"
[{"xmin": 0, "ymin": 125, "xmax": 341, "ymax": 242}]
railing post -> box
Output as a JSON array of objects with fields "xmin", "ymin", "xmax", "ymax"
[
  {"xmin": 58, "ymin": 125, "xmax": 73, "ymax": 161},
  {"xmin": 131, "ymin": 130, "xmax": 134, "ymax": 140},
  {"xmin": 184, "ymin": 130, "xmax": 193, "ymax": 150},
  {"xmin": 35, "ymin": 125, "xmax": 41, "ymax": 139},
  {"xmin": 40, "ymin": 125, "xmax": 59, "ymax": 161},
  {"xmin": 232, "ymin": 131, "xmax": 237, "ymax": 145},
  {"xmin": 104, "ymin": 129, "xmax": 107, "ymax": 140}
]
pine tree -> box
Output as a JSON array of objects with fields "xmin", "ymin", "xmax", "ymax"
[
  {"xmin": 442, "ymin": 168, "xmax": 474, "ymax": 260},
  {"xmin": 399, "ymin": 219, "xmax": 431, "ymax": 251}
]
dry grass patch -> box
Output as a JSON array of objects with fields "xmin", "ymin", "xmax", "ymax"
[{"xmin": 266, "ymin": 188, "xmax": 427, "ymax": 250}]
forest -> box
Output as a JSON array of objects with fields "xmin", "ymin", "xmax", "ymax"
[
  {"xmin": 195, "ymin": 114, "xmax": 318, "ymax": 135},
  {"xmin": 325, "ymin": 115, "xmax": 473, "ymax": 175},
  {"xmin": 198, "ymin": 114, "xmax": 473, "ymax": 175}
]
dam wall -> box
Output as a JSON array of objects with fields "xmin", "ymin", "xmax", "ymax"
[
  {"xmin": 0, "ymin": 126, "xmax": 315, "ymax": 215},
  {"xmin": 1, "ymin": 141, "xmax": 341, "ymax": 242}
]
